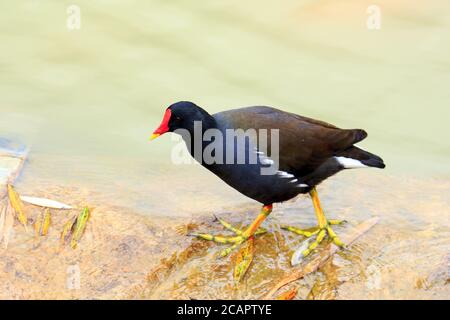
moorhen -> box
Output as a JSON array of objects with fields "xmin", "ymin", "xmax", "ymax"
[{"xmin": 150, "ymin": 101, "xmax": 385, "ymax": 258}]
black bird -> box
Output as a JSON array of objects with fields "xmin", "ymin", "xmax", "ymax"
[{"xmin": 150, "ymin": 101, "xmax": 385, "ymax": 258}]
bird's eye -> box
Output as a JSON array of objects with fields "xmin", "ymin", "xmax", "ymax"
[{"xmin": 175, "ymin": 116, "xmax": 181, "ymax": 121}]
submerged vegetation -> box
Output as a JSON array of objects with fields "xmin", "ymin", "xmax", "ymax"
[
  {"xmin": 1, "ymin": 183, "xmax": 90, "ymax": 250},
  {"xmin": 7, "ymin": 184, "xmax": 28, "ymax": 232}
]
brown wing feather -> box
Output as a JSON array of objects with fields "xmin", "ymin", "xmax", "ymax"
[{"xmin": 215, "ymin": 106, "xmax": 367, "ymax": 177}]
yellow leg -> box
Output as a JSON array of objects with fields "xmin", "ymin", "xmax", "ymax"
[
  {"xmin": 283, "ymin": 188, "xmax": 346, "ymax": 258},
  {"xmin": 243, "ymin": 204, "xmax": 272, "ymax": 237},
  {"xmin": 192, "ymin": 204, "xmax": 272, "ymax": 257},
  {"xmin": 311, "ymin": 187, "xmax": 327, "ymax": 228}
]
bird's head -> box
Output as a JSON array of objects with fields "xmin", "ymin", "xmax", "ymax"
[{"xmin": 150, "ymin": 101, "xmax": 213, "ymax": 140}]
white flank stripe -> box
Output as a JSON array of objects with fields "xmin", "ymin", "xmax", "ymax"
[
  {"xmin": 277, "ymin": 171, "xmax": 295, "ymax": 178},
  {"xmin": 334, "ymin": 156, "xmax": 367, "ymax": 169}
]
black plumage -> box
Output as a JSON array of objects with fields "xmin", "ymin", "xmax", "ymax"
[{"xmin": 152, "ymin": 101, "xmax": 385, "ymax": 205}]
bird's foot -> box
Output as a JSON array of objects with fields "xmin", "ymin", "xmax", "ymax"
[
  {"xmin": 190, "ymin": 215, "xmax": 267, "ymax": 257},
  {"xmin": 281, "ymin": 219, "xmax": 345, "ymax": 237},
  {"xmin": 282, "ymin": 219, "xmax": 346, "ymax": 258}
]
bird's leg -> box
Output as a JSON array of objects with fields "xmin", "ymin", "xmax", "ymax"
[
  {"xmin": 282, "ymin": 187, "xmax": 346, "ymax": 258},
  {"xmin": 191, "ymin": 204, "xmax": 272, "ymax": 257}
]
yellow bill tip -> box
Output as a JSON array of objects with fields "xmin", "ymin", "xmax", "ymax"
[{"xmin": 149, "ymin": 133, "xmax": 160, "ymax": 141}]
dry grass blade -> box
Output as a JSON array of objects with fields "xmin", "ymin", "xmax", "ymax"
[
  {"xmin": 60, "ymin": 218, "xmax": 75, "ymax": 247},
  {"xmin": 275, "ymin": 287, "xmax": 298, "ymax": 300},
  {"xmin": 233, "ymin": 236, "xmax": 254, "ymax": 283},
  {"xmin": 7, "ymin": 184, "xmax": 27, "ymax": 231},
  {"xmin": 263, "ymin": 217, "xmax": 379, "ymax": 299},
  {"xmin": 34, "ymin": 210, "xmax": 42, "ymax": 238},
  {"xmin": 42, "ymin": 208, "xmax": 51, "ymax": 236},
  {"xmin": 71, "ymin": 207, "xmax": 90, "ymax": 249}
]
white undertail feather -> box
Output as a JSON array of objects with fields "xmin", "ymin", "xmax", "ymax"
[{"xmin": 334, "ymin": 156, "xmax": 368, "ymax": 169}]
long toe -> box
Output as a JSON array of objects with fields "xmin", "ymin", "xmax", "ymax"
[
  {"xmin": 191, "ymin": 216, "xmax": 267, "ymax": 257},
  {"xmin": 286, "ymin": 222, "xmax": 346, "ymax": 263},
  {"xmin": 281, "ymin": 225, "xmax": 320, "ymax": 237}
]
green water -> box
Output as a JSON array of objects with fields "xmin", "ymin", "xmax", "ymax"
[{"xmin": 1, "ymin": 0, "xmax": 449, "ymax": 212}]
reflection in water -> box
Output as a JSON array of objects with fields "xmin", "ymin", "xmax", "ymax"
[{"xmin": 0, "ymin": 0, "xmax": 449, "ymax": 299}]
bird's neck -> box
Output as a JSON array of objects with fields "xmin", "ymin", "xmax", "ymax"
[{"xmin": 181, "ymin": 113, "xmax": 217, "ymax": 161}]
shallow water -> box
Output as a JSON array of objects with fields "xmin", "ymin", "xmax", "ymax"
[
  {"xmin": 0, "ymin": 0, "xmax": 449, "ymax": 299},
  {"xmin": 134, "ymin": 171, "xmax": 450, "ymax": 300},
  {"xmin": 3, "ymin": 172, "xmax": 447, "ymax": 300}
]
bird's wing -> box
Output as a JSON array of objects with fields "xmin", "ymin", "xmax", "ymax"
[{"xmin": 214, "ymin": 106, "xmax": 367, "ymax": 177}]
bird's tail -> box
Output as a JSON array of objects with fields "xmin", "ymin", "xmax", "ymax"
[{"xmin": 336, "ymin": 146, "xmax": 386, "ymax": 169}]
